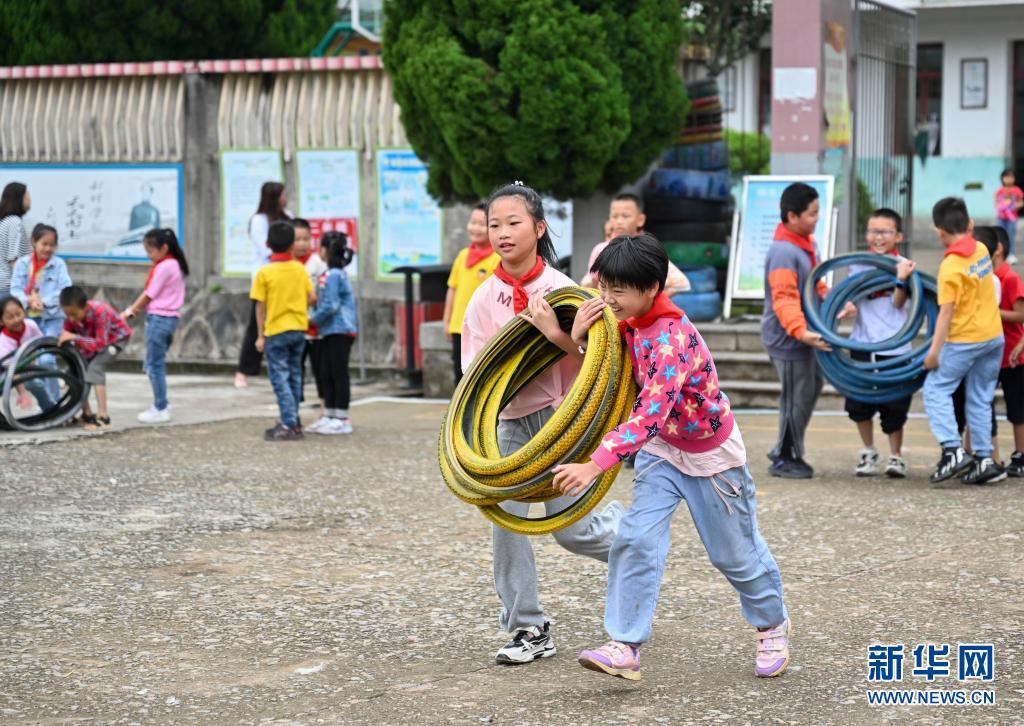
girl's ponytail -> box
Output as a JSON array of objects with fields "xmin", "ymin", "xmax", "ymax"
[
  {"xmin": 322, "ymin": 230, "xmax": 354, "ymax": 270},
  {"xmin": 144, "ymin": 228, "xmax": 190, "ymax": 277},
  {"xmin": 485, "ymin": 182, "xmax": 559, "ymax": 267}
]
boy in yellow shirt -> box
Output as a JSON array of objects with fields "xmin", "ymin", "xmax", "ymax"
[
  {"xmin": 443, "ymin": 203, "xmax": 500, "ymax": 384},
  {"xmin": 252, "ymin": 220, "xmax": 315, "ymax": 441},
  {"xmin": 923, "ymin": 198, "xmax": 1004, "ymax": 484}
]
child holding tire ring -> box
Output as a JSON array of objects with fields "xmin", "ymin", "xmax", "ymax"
[{"xmin": 461, "ymin": 182, "xmax": 624, "ymax": 666}]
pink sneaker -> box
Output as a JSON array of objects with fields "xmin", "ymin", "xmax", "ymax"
[
  {"xmin": 755, "ymin": 619, "xmax": 791, "ymax": 677},
  {"xmin": 578, "ymin": 641, "xmax": 641, "ymax": 681}
]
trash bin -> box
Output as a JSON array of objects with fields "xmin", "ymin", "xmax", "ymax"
[{"xmin": 390, "ymin": 264, "xmax": 451, "ymax": 391}]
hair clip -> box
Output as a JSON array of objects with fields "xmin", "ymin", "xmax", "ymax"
[{"xmin": 513, "ymin": 180, "xmax": 524, "ymax": 186}]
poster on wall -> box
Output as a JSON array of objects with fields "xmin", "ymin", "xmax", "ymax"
[
  {"xmin": 0, "ymin": 164, "xmax": 182, "ymax": 262},
  {"xmin": 296, "ymin": 149, "xmax": 361, "ymax": 276},
  {"xmin": 376, "ymin": 149, "xmax": 442, "ymax": 279},
  {"xmin": 725, "ymin": 175, "xmax": 835, "ymax": 317},
  {"xmin": 220, "ymin": 149, "xmax": 284, "ymax": 277},
  {"xmin": 542, "ymin": 197, "xmax": 573, "ymax": 260}
]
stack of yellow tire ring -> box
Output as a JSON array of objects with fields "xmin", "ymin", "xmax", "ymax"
[{"xmin": 439, "ymin": 286, "xmax": 637, "ymax": 535}]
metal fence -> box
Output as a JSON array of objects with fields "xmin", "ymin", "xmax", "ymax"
[{"xmin": 852, "ymin": 0, "xmax": 916, "ymax": 251}]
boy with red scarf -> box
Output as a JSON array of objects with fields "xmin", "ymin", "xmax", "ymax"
[
  {"xmin": 844, "ymin": 209, "xmax": 916, "ymax": 478},
  {"xmin": 923, "ymin": 198, "xmax": 1003, "ymax": 484},
  {"xmin": 252, "ymin": 220, "xmax": 315, "ymax": 441},
  {"xmin": 554, "ymin": 234, "xmax": 791, "ymax": 682},
  {"xmin": 760, "ymin": 183, "xmax": 854, "ymax": 479}
]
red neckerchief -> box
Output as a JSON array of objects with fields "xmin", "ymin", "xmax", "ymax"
[
  {"xmin": 298, "ymin": 252, "xmax": 312, "ymax": 264},
  {"xmin": 944, "ymin": 234, "xmax": 977, "ymax": 258},
  {"xmin": 623, "ymin": 293, "xmax": 685, "ymax": 332},
  {"xmin": 995, "ymin": 261, "xmax": 1012, "ymax": 281},
  {"xmin": 1, "ymin": 325, "xmax": 25, "ymax": 346},
  {"xmin": 25, "ymin": 252, "xmax": 47, "ymax": 295},
  {"xmin": 464, "ymin": 241, "xmax": 495, "ymax": 269},
  {"xmin": 270, "ymin": 252, "xmax": 293, "ymax": 262},
  {"xmin": 492, "ymin": 256, "xmax": 545, "ymax": 313},
  {"xmin": 144, "ymin": 255, "xmax": 176, "ymax": 291},
  {"xmin": 774, "ymin": 223, "xmax": 817, "ymax": 267}
]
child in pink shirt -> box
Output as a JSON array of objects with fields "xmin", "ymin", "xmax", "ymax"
[
  {"xmin": 1, "ymin": 295, "xmax": 56, "ymax": 412},
  {"xmin": 460, "ymin": 182, "xmax": 623, "ymax": 666},
  {"xmin": 554, "ymin": 234, "xmax": 790, "ymax": 682},
  {"xmin": 122, "ymin": 229, "xmax": 189, "ymax": 424},
  {"xmin": 580, "ymin": 194, "xmax": 689, "ymax": 295}
]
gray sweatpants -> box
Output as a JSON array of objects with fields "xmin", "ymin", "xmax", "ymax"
[
  {"xmin": 768, "ymin": 355, "xmax": 823, "ymax": 461},
  {"xmin": 493, "ymin": 406, "xmax": 624, "ymax": 632}
]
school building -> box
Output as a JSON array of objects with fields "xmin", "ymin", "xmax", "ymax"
[{"xmin": 722, "ymin": 0, "xmax": 1024, "ymax": 237}]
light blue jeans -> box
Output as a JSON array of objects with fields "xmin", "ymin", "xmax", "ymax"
[
  {"xmin": 144, "ymin": 314, "xmax": 179, "ymax": 411},
  {"xmin": 923, "ymin": 337, "xmax": 1004, "ymax": 455},
  {"xmin": 605, "ymin": 451, "xmax": 787, "ymax": 645},
  {"xmin": 265, "ymin": 330, "xmax": 306, "ymax": 428},
  {"xmin": 996, "ymin": 218, "xmax": 1017, "ymax": 258},
  {"xmin": 493, "ymin": 406, "xmax": 624, "ymax": 631}
]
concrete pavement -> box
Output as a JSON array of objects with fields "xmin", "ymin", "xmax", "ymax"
[{"xmin": 1, "ymin": 379, "xmax": 1022, "ymax": 724}]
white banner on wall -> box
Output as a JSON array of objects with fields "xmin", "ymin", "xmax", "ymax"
[
  {"xmin": 375, "ymin": 149, "xmax": 443, "ymax": 279},
  {"xmin": 220, "ymin": 150, "xmax": 284, "ymax": 277},
  {"xmin": 295, "ymin": 149, "xmax": 361, "ymax": 276},
  {"xmin": 0, "ymin": 163, "xmax": 182, "ymax": 262}
]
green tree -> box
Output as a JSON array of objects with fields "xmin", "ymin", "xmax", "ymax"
[
  {"xmin": 682, "ymin": 0, "xmax": 771, "ymax": 76},
  {"xmin": 382, "ymin": 1, "xmax": 688, "ymax": 203},
  {"xmin": 0, "ymin": 0, "xmax": 335, "ymax": 65}
]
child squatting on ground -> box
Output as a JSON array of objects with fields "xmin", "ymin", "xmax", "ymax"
[
  {"xmin": 0, "ymin": 295, "xmax": 57, "ymax": 412},
  {"xmin": 121, "ymin": 228, "xmax": 189, "ymax": 425},
  {"xmin": 844, "ymin": 208, "xmax": 915, "ymax": 478},
  {"xmin": 58, "ymin": 285, "xmax": 131, "ymax": 430},
  {"xmin": 923, "ymin": 198, "xmax": 1004, "ymax": 485},
  {"xmin": 553, "ymin": 234, "xmax": 790, "ymax": 682},
  {"xmin": 252, "ymin": 220, "xmax": 315, "ymax": 441},
  {"xmin": 460, "ymin": 181, "xmax": 624, "ymax": 665}
]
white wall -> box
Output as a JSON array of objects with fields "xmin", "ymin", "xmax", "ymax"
[
  {"xmin": 917, "ymin": 4, "xmax": 1022, "ymax": 158},
  {"xmin": 721, "ymin": 52, "xmax": 762, "ymax": 135}
]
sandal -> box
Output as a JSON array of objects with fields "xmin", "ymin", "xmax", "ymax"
[{"xmin": 83, "ymin": 415, "xmax": 110, "ymax": 431}]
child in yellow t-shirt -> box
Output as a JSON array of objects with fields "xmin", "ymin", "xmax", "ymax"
[
  {"xmin": 922, "ymin": 197, "xmax": 1004, "ymax": 484},
  {"xmin": 442, "ymin": 203, "xmax": 500, "ymax": 384},
  {"xmin": 252, "ymin": 220, "xmax": 315, "ymax": 441}
]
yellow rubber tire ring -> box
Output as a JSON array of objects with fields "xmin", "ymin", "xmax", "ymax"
[{"xmin": 439, "ymin": 286, "xmax": 636, "ymax": 535}]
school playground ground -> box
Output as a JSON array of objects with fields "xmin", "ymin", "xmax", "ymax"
[{"xmin": 1, "ymin": 372, "xmax": 1022, "ymax": 725}]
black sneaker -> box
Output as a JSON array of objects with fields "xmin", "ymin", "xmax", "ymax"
[
  {"xmin": 769, "ymin": 458, "xmax": 813, "ymax": 479},
  {"xmin": 264, "ymin": 423, "xmax": 304, "ymax": 441},
  {"xmin": 930, "ymin": 447, "xmax": 973, "ymax": 483},
  {"xmin": 962, "ymin": 457, "xmax": 1002, "ymax": 485},
  {"xmin": 1006, "ymin": 451, "xmax": 1024, "ymax": 477},
  {"xmin": 495, "ymin": 622, "xmax": 556, "ymax": 664}
]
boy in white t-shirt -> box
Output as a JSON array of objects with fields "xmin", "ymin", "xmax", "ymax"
[{"xmin": 845, "ymin": 209, "xmax": 916, "ymax": 478}]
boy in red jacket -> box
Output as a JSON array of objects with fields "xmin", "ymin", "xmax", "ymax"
[{"xmin": 554, "ymin": 234, "xmax": 790, "ymax": 682}]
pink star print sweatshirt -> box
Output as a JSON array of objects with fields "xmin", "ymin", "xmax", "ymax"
[{"xmin": 590, "ymin": 294, "xmax": 735, "ymax": 471}]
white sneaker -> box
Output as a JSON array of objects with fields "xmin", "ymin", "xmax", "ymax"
[
  {"xmin": 1008, "ymin": 254, "xmax": 1019, "ymax": 266},
  {"xmin": 306, "ymin": 416, "xmax": 330, "ymax": 434},
  {"xmin": 320, "ymin": 417, "xmax": 354, "ymax": 435},
  {"xmin": 885, "ymin": 455, "xmax": 907, "ymax": 478},
  {"xmin": 855, "ymin": 447, "xmax": 879, "ymax": 476},
  {"xmin": 137, "ymin": 406, "xmax": 171, "ymax": 424}
]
